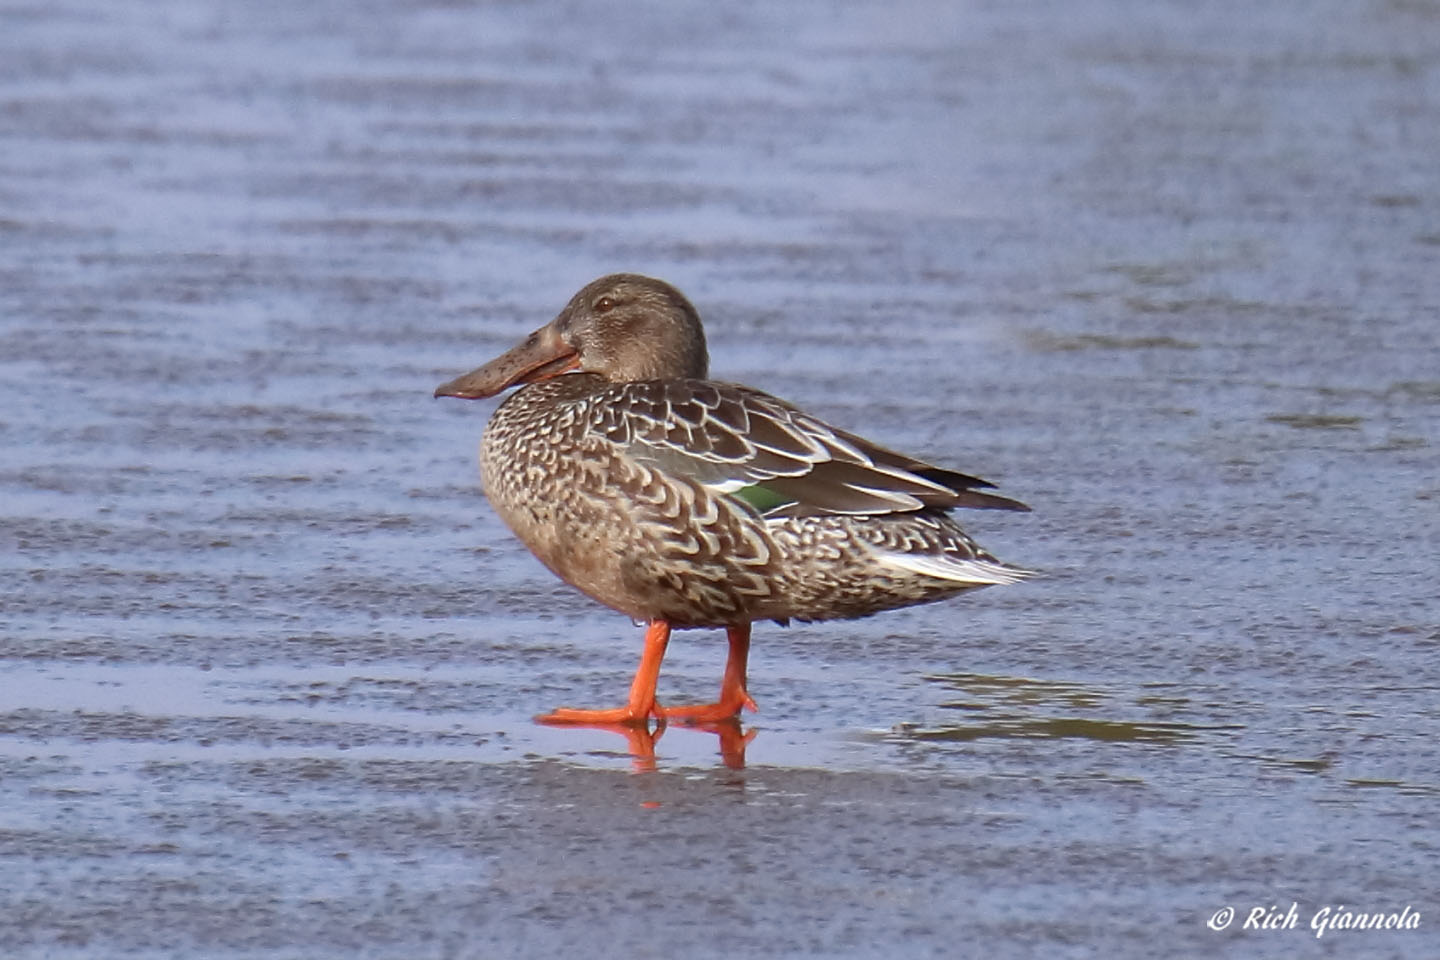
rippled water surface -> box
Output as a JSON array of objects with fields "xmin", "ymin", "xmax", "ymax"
[{"xmin": 3, "ymin": 1, "xmax": 1439, "ymax": 957}]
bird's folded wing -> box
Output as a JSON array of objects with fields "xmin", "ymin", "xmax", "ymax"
[{"xmin": 588, "ymin": 380, "xmax": 1028, "ymax": 518}]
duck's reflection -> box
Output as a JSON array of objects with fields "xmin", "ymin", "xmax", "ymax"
[{"xmin": 534, "ymin": 717, "xmax": 756, "ymax": 771}]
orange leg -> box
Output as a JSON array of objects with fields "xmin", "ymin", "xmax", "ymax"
[
  {"xmin": 656, "ymin": 623, "xmax": 759, "ymax": 724},
  {"xmin": 537, "ymin": 619, "xmax": 671, "ymax": 726}
]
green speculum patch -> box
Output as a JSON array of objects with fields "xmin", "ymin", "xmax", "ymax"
[{"xmin": 730, "ymin": 483, "xmax": 794, "ymax": 515}]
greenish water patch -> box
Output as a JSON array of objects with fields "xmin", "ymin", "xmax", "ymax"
[
  {"xmin": 1235, "ymin": 753, "xmax": 1337, "ymax": 774},
  {"xmin": 1102, "ymin": 262, "xmax": 1194, "ymax": 287},
  {"xmin": 1389, "ymin": 380, "xmax": 1440, "ymax": 402},
  {"xmin": 925, "ymin": 672, "xmax": 1104, "ymax": 709},
  {"xmin": 1345, "ymin": 778, "xmax": 1440, "ymax": 796},
  {"xmin": 1027, "ymin": 331, "xmax": 1200, "ymax": 352},
  {"xmin": 1368, "ymin": 435, "xmax": 1428, "ymax": 452},
  {"xmin": 1370, "ymin": 193, "xmax": 1420, "ymax": 208},
  {"xmin": 1122, "ymin": 295, "xmax": 1264, "ymax": 316},
  {"xmin": 917, "ymin": 673, "xmax": 1241, "ymax": 745},
  {"xmin": 1265, "ymin": 413, "xmax": 1364, "ymax": 430},
  {"xmin": 901, "ymin": 716, "xmax": 1206, "ymax": 744}
]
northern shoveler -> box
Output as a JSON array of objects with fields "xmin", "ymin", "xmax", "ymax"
[{"xmin": 435, "ymin": 274, "xmax": 1031, "ymax": 726}]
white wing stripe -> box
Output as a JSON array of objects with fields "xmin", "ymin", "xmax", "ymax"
[{"xmin": 874, "ymin": 551, "xmax": 1032, "ymax": 586}]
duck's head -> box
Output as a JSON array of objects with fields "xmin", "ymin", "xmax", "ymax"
[{"xmin": 434, "ymin": 273, "xmax": 709, "ymax": 399}]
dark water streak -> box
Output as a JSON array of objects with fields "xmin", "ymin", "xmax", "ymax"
[{"xmin": 3, "ymin": 0, "xmax": 1439, "ymax": 957}]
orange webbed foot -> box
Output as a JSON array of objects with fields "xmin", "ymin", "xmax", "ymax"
[
  {"xmin": 535, "ymin": 620, "xmax": 672, "ymax": 727},
  {"xmin": 653, "ymin": 689, "xmax": 758, "ymax": 725},
  {"xmin": 535, "ymin": 705, "xmax": 658, "ymax": 726},
  {"xmin": 653, "ymin": 622, "xmax": 757, "ymax": 725}
]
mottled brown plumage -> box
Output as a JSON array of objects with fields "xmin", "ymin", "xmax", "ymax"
[{"xmin": 435, "ymin": 274, "xmax": 1031, "ymax": 726}]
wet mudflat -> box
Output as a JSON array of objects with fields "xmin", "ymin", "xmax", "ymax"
[{"xmin": 3, "ymin": 0, "xmax": 1439, "ymax": 957}]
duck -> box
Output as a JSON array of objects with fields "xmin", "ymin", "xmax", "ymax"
[{"xmin": 435, "ymin": 274, "xmax": 1031, "ymax": 726}]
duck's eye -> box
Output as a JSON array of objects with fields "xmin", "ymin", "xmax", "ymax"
[{"xmin": 593, "ymin": 296, "xmax": 616, "ymax": 314}]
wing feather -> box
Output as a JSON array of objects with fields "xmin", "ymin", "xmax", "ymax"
[{"xmin": 589, "ymin": 380, "xmax": 1028, "ymax": 518}]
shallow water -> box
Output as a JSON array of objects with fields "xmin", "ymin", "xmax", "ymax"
[{"xmin": 3, "ymin": 0, "xmax": 1439, "ymax": 957}]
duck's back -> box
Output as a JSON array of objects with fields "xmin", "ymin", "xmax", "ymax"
[{"xmin": 479, "ymin": 375, "xmax": 1029, "ymax": 628}]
